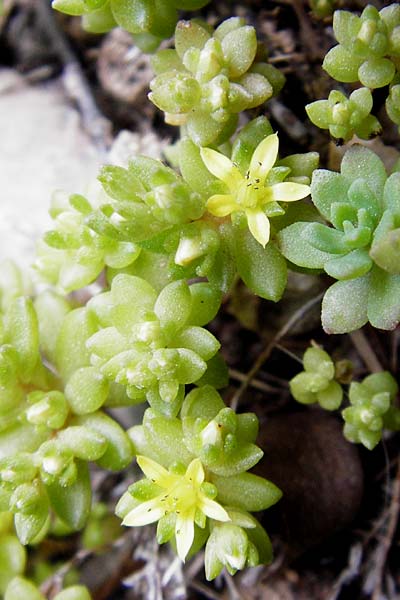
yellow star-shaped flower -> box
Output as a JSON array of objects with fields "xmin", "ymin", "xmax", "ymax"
[
  {"xmin": 200, "ymin": 133, "xmax": 311, "ymax": 247},
  {"xmin": 122, "ymin": 456, "xmax": 230, "ymax": 561}
]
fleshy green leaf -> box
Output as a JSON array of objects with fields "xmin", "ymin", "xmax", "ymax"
[
  {"xmin": 235, "ymin": 227, "xmax": 287, "ymax": 302},
  {"xmin": 155, "ymin": 280, "xmax": 192, "ymax": 336},
  {"xmin": 311, "ymin": 170, "xmax": 349, "ymax": 220},
  {"xmin": 73, "ymin": 412, "xmax": 133, "ymax": 470},
  {"xmin": 322, "ymin": 276, "xmax": 369, "ymax": 334},
  {"xmin": 46, "ymin": 460, "xmax": 91, "ymax": 531},
  {"xmin": 323, "ymin": 45, "xmax": 361, "ymax": 82},
  {"xmin": 221, "ymin": 26, "xmax": 257, "ymax": 78},
  {"xmin": 358, "ymin": 58, "xmax": 396, "ymax": 89},
  {"xmin": 341, "ymin": 145, "xmax": 387, "ymax": 200},
  {"xmin": 211, "ymin": 472, "xmax": 282, "ymax": 511},
  {"xmin": 278, "ymin": 222, "xmax": 332, "ymax": 269},
  {"xmin": 65, "ymin": 367, "xmax": 110, "ymax": 415},
  {"xmin": 367, "ymin": 266, "xmax": 400, "ymax": 330}
]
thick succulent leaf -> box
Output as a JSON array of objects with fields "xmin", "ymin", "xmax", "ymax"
[
  {"xmin": 110, "ymin": 0, "xmax": 154, "ymax": 34},
  {"xmin": 146, "ymin": 385, "xmax": 184, "ymax": 418},
  {"xmin": 370, "ymin": 210, "xmax": 400, "ymax": 274},
  {"xmin": 175, "ymin": 19, "xmax": 210, "ymax": 59},
  {"xmin": 172, "ymin": 326, "xmax": 220, "ymax": 361},
  {"xmin": 178, "ymin": 138, "xmax": 226, "ymax": 196},
  {"xmin": 56, "ymin": 308, "xmax": 98, "ymax": 380},
  {"xmin": 321, "ymin": 276, "xmax": 369, "ymax": 334},
  {"xmin": 14, "ymin": 507, "xmax": 49, "ymax": 546},
  {"xmin": 323, "ymin": 46, "xmax": 361, "ymax": 82},
  {"xmin": 54, "ymin": 586, "xmax": 92, "ymax": 600},
  {"xmin": 306, "ymin": 100, "xmax": 331, "ymax": 128},
  {"xmin": 136, "ymin": 413, "xmax": 193, "ymax": 467},
  {"xmin": 175, "ymin": 348, "xmax": 207, "ymax": 383},
  {"xmin": 306, "ymin": 222, "xmax": 348, "ymax": 254},
  {"xmin": 57, "ymin": 426, "xmax": 107, "ymax": 461},
  {"xmin": 324, "ymin": 248, "xmax": 373, "ymax": 280},
  {"xmin": 0, "ymin": 423, "xmax": 48, "ymax": 460},
  {"xmin": 221, "ymin": 26, "xmax": 257, "ymax": 78},
  {"xmin": 155, "ymin": 280, "xmax": 192, "ymax": 336},
  {"xmin": 34, "ymin": 291, "xmax": 71, "ymax": 364},
  {"xmin": 4, "ymin": 298, "xmax": 39, "ymax": 383},
  {"xmin": 5, "ymin": 576, "xmax": 45, "ymax": 600},
  {"xmin": 278, "ymin": 222, "xmax": 332, "ymax": 269},
  {"xmin": 246, "ymin": 518, "xmax": 273, "ymax": 565},
  {"xmin": 181, "ymin": 385, "xmax": 225, "ymax": 420},
  {"xmin": 82, "ymin": 3, "xmax": 117, "ymax": 33},
  {"xmin": 358, "ymin": 58, "xmax": 396, "ymax": 89},
  {"xmin": 211, "ymin": 472, "xmax": 282, "ymax": 511},
  {"xmin": 46, "ymin": 461, "xmax": 91, "ymax": 531},
  {"xmin": 206, "ymin": 444, "xmax": 263, "ymax": 477},
  {"xmin": 187, "ymin": 283, "xmax": 222, "ymax": 327},
  {"xmin": 187, "ymin": 111, "xmax": 238, "ymax": 147},
  {"xmin": 367, "ymin": 266, "xmax": 400, "ymax": 330},
  {"xmin": 311, "ymin": 170, "xmax": 349, "ymax": 220},
  {"xmin": 65, "ymin": 367, "xmax": 110, "ymax": 414},
  {"xmin": 347, "ymin": 178, "xmax": 380, "ymax": 218},
  {"xmin": 0, "ymin": 536, "xmax": 26, "ymax": 593},
  {"xmin": 340, "ymin": 145, "xmax": 387, "ymax": 200},
  {"xmin": 73, "ymin": 412, "xmax": 133, "ymax": 470},
  {"xmin": 383, "ymin": 173, "xmax": 400, "ymax": 212},
  {"xmin": 98, "ymin": 165, "xmax": 145, "ymax": 200},
  {"xmin": 318, "ymin": 381, "xmax": 343, "ymax": 410},
  {"xmin": 332, "ymin": 10, "xmax": 361, "ymax": 46},
  {"xmin": 234, "ymin": 227, "xmax": 287, "ymax": 302}
]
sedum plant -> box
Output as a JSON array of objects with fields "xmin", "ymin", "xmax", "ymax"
[
  {"xmin": 3, "ymin": 1, "xmax": 400, "ymax": 591},
  {"xmin": 278, "ymin": 145, "xmax": 400, "ymax": 333},
  {"xmin": 200, "ymin": 133, "xmax": 311, "ymax": 247},
  {"xmin": 82, "ymin": 275, "xmax": 223, "ymax": 414},
  {"xmin": 117, "ymin": 385, "xmax": 281, "ymax": 576},
  {"xmin": 36, "ymin": 191, "xmax": 140, "ymax": 294},
  {"xmin": 323, "ymin": 5, "xmax": 400, "ymax": 89},
  {"xmin": 36, "ymin": 117, "xmax": 318, "ymax": 304},
  {"xmin": 289, "ymin": 346, "xmax": 343, "ymax": 410},
  {"xmin": 308, "ymin": 4, "xmax": 400, "ymax": 138},
  {"xmin": 51, "ymin": 0, "xmax": 211, "ymax": 52},
  {"xmin": 306, "ymin": 88, "xmax": 381, "ymax": 142},
  {"xmin": 342, "ymin": 372, "xmax": 400, "ymax": 450},
  {"xmin": 149, "ymin": 18, "xmax": 285, "ymax": 145},
  {"xmin": 0, "ymin": 289, "xmax": 134, "ymax": 545}
]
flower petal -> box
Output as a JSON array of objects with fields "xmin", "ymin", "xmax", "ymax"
[
  {"xmin": 246, "ymin": 208, "xmax": 271, "ymax": 247},
  {"xmin": 199, "ymin": 496, "xmax": 231, "ymax": 522},
  {"xmin": 136, "ymin": 455, "xmax": 171, "ymax": 487},
  {"xmin": 269, "ymin": 182, "xmax": 310, "ymax": 202},
  {"xmin": 206, "ymin": 194, "xmax": 240, "ymax": 217},
  {"xmin": 175, "ymin": 512, "xmax": 195, "ymax": 562},
  {"xmin": 185, "ymin": 458, "xmax": 205, "ymax": 486},
  {"xmin": 200, "ymin": 148, "xmax": 242, "ymax": 190},
  {"xmin": 122, "ymin": 497, "xmax": 165, "ymax": 527},
  {"xmin": 249, "ymin": 133, "xmax": 279, "ymax": 181}
]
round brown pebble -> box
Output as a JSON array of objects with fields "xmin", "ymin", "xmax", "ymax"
[{"xmin": 254, "ymin": 410, "xmax": 364, "ymax": 555}]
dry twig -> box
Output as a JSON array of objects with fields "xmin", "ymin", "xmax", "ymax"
[
  {"xmin": 349, "ymin": 329, "xmax": 384, "ymax": 374},
  {"xmin": 364, "ymin": 458, "xmax": 400, "ymax": 600},
  {"xmin": 230, "ymin": 292, "xmax": 324, "ymax": 410}
]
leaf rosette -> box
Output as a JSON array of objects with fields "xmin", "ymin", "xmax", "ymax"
[
  {"xmin": 278, "ymin": 145, "xmax": 400, "ymax": 333},
  {"xmin": 150, "ymin": 18, "xmax": 285, "ymax": 145}
]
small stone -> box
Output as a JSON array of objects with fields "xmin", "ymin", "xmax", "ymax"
[{"xmin": 255, "ymin": 410, "xmax": 363, "ymax": 555}]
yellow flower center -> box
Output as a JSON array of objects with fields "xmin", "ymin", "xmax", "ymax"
[{"xmin": 237, "ymin": 171, "xmax": 264, "ymax": 209}]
